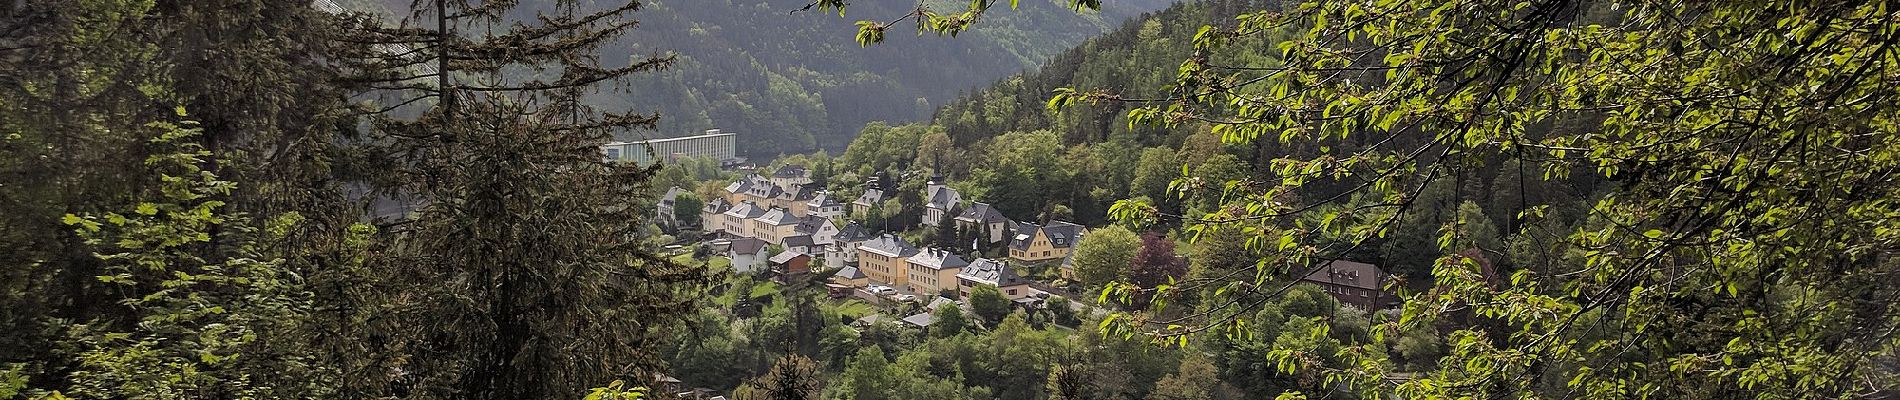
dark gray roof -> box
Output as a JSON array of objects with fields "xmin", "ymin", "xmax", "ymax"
[
  {"xmin": 1009, "ymin": 222, "xmax": 1039, "ymax": 251},
  {"xmin": 906, "ymin": 248, "xmax": 969, "ymax": 270},
  {"xmin": 1041, "ymin": 221, "xmax": 1085, "ymax": 249},
  {"xmin": 793, "ymin": 216, "xmax": 832, "ymax": 235},
  {"xmin": 1299, "ymin": 260, "xmax": 1386, "ymax": 290},
  {"xmin": 957, "ymin": 258, "xmax": 1026, "ymax": 287},
  {"xmin": 926, "ymin": 186, "xmax": 961, "ymax": 210},
  {"xmin": 704, "ymin": 197, "xmax": 731, "ymax": 213},
  {"xmin": 729, "ymin": 237, "xmax": 768, "ymax": 256},
  {"xmin": 859, "ymin": 234, "xmax": 917, "ymax": 257},
  {"xmin": 769, "ymin": 251, "xmax": 808, "ymax": 264},
  {"xmin": 782, "ymin": 234, "xmax": 815, "ymax": 248},
  {"xmin": 956, "ymin": 202, "xmax": 1009, "ymax": 224},
  {"xmin": 773, "ymin": 165, "xmax": 808, "ymax": 178},
  {"xmin": 790, "ymin": 184, "xmax": 823, "ymax": 201},
  {"xmin": 834, "ymin": 222, "xmax": 878, "ymax": 242}
]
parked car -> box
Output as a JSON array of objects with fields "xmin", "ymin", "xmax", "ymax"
[
  {"xmin": 868, "ymin": 285, "xmax": 895, "ymax": 295},
  {"xmin": 894, "ymin": 294, "xmax": 917, "ymax": 302}
]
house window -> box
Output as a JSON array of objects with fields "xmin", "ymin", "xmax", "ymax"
[{"xmin": 1007, "ymin": 289, "xmax": 1017, "ymax": 296}]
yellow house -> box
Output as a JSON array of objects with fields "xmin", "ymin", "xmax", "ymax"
[
  {"xmin": 1009, "ymin": 221, "xmax": 1086, "ymax": 262},
  {"xmin": 904, "ymin": 248, "xmax": 970, "ymax": 296},
  {"xmin": 751, "ymin": 207, "xmax": 800, "ymax": 243},
  {"xmin": 857, "ymin": 234, "xmax": 917, "ymax": 287}
]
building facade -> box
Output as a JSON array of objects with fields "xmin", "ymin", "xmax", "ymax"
[{"xmin": 602, "ymin": 129, "xmax": 737, "ymax": 165}]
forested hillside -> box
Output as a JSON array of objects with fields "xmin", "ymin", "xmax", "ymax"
[
  {"xmin": 347, "ymin": 0, "xmax": 1172, "ymax": 157},
  {"xmin": 602, "ymin": 0, "xmax": 1177, "ymax": 157}
]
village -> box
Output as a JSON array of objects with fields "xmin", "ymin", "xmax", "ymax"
[{"xmin": 646, "ymin": 153, "xmax": 1401, "ymax": 334}]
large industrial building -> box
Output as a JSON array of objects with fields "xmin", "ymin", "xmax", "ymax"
[{"xmin": 602, "ymin": 129, "xmax": 738, "ymax": 165}]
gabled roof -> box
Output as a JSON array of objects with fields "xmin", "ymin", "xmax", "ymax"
[
  {"xmin": 859, "ymin": 234, "xmax": 918, "ymax": 257},
  {"xmin": 736, "ymin": 174, "xmax": 782, "ymax": 198},
  {"xmin": 834, "ymin": 222, "xmax": 878, "ymax": 242},
  {"xmin": 926, "ymin": 186, "xmax": 961, "ymax": 210},
  {"xmin": 782, "ymin": 234, "xmax": 815, "ymax": 248},
  {"xmin": 1041, "ymin": 221, "xmax": 1086, "ymax": 249},
  {"xmin": 835, "ymin": 266, "xmax": 866, "ymax": 280},
  {"xmin": 723, "ymin": 201, "xmax": 766, "ymax": 219},
  {"xmin": 729, "ymin": 237, "xmax": 768, "ymax": 256},
  {"xmin": 1009, "ymin": 221, "xmax": 1040, "ymax": 251},
  {"xmin": 768, "ymin": 251, "xmax": 809, "ymax": 264},
  {"xmin": 906, "ymin": 247, "xmax": 969, "ymax": 270},
  {"xmin": 792, "ymin": 215, "xmax": 832, "ymax": 235},
  {"xmin": 790, "ymin": 184, "xmax": 824, "ymax": 201},
  {"xmin": 1299, "ymin": 260, "xmax": 1387, "ymax": 290},
  {"xmin": 806, "ymin": 191, "xmax": 840, "ymax": 208},
  {"xmin": 852, "ymin": 188, "xmax": 885, "ymax": 206},
  {"xmin": 723, "ymin": 179, "xmax": 750, "ymax": 195},
  {"xmin": 773, "ymin": 165, "xmax": 808, "ymax": 178},
  {"xmin": 957, "ymin": 258, "xmax": 1026, "ymax": 287},
  {"xmin": 659, "ymin": 187, "xmax": 683, "ymax": 206},
  {"xmin": 956, "ymin": 202, "xmax": 1009, "ymax": 224},
  {"xmin": 755, "ymin": 207, "xmax": 798, "ymax": 226},
  {"xmin": 704, "ymin": 197, "xmax": 732, "ymax": 213}
]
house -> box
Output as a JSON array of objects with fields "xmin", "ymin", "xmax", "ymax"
[
  {"xmin": 720, "ymin": 201, "xmax": 767, "ymax": 238},
  {"xmin": 750, "ymin": 207, "xmax": 800, "ymax": 243},
  {"xmin": 768, "ymin": 251, "xmax": 812, "ymax": 283},
  {"xmin": 727, "ymin": 237, "xmax": 769, "ymax": 273},
  {"xmin": 805, "ymin": 191, "xmax": 845, "ymax": 219},
  {"xmin": 956, "ymin": 258, "xmax": 1033, "ymax": 299},
  {"xmin": 1009, "ymin": 221, "xmax": 1087, "ymax": 262},
  {"xmin": 770, "ymin": 165, "xmax": 812, "ymax": 189},
  {"xmin": 791, "ymin": 216, "xmax": 838, "ymax": 247},
  {"xmin": 828, "ymin": 222, "xmax": 878, "ymax": 269},
  {"xmin": 781, "ymin": 234, "xmax": 819, "ymax": 255},
  {"xmin": 954, "ymin": 202, "xmax": 1014, "ymax": 244},
  {"xmin": 701, "ymin": 197, "xmax": 732, "ymax": 233},
  {"xmin": 921, "ymin": 176, "xmax": 962, "ymax": 227},
  {"xmin": 904, "ymin": 247, "xmax": 970, "ymax": 296},
  {"xmin": 1298, "ymin": 260, "xmax": 1397, "ymax": 310},
  {"xmin": 733, "ymin": 174, "xmax": 782, "ymax": 205},
  {"xmin": 656, "ymin": 187, "xmax": 683, "ymax": 229},
  {"xmin": 851, "ymin": 188, "xmax": 886, "ymax": 216},
  {"xmin": 830, "ymin": 266, "xmax": 869, "ymax": 287},
  {"xmin": 857, "ymin": 234, "xmax": 918, "ymax": 287},
  {"xmin": 777, "ymin": 183, "xmax": 824, "ymax": 216}
]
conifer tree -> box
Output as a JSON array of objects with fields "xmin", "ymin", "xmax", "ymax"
[{"xmin": 332, "ymin": 1, "xmax": 707, "ymax": 398}]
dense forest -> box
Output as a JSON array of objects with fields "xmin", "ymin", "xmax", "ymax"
[
  {"xmin": 607, "ymin": 0, "xmax": 1180, "ymax": 158},
  {"xmin": 339, "ymin": 0, "xmax": 1174, "ymax": 158},
  {"xmin": 805, "ymin": 0, "xmax": 1900, "ymax": 398}
]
